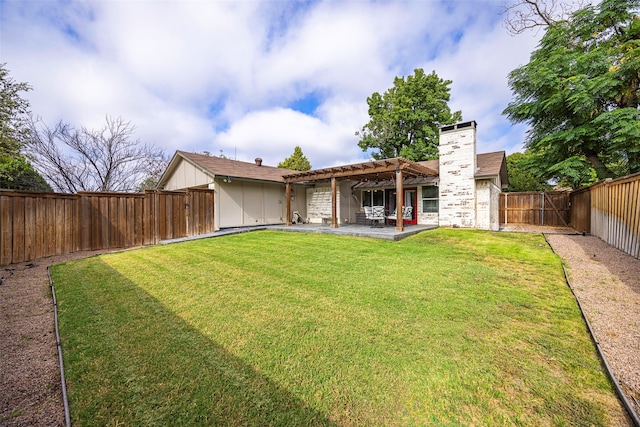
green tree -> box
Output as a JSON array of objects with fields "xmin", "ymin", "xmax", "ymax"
[
  {"xmin": 0, "ymin": 63, "xmax": 32, "ymax": 156},
  {"xmin": 505, "ymin": 152, "xmax": 552, "ymax": 192},
  {"xmin": 356, "ymin": 68, "xmax": 462, "ymax": 161},
  {"xmin": 503, "ymin": 0, "xmax": 640, "ymax": 188},
  {"xmin": 0, "ymin": 155, "xmax": 52, "ymax": 191},
  {"xmin": 278, "ymin": 146, "xmax": 311, "ymax": 171},
  {"xmin": 0, "ymin": 63, "xmax": 51, "ymax": 191}
]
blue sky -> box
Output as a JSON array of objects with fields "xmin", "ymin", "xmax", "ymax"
[{"xmin": 1, "ymin": 0, "xmax": 544, "ymax": 169}]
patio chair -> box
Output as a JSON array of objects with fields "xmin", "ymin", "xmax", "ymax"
[
  {"xmin": 364, "ymin": 206, "xmax": 373, "ymax": 226},
  {"xmin": 386, "ymin": 209, "xmax": 397, "ymax": 222},
  {"xmin": 371, "ymin": 206, "xmax": 385, "ymax": 227},
  {"xmin": 292, "ymin": 210, "xmax": 302, "ymax": 224},
  {"xmin": 402, "ymin": 206, "xmax": 413, "ymax": 220}
]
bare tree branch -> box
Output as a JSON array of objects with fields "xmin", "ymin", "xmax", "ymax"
[
  {"xmin": 502, "ymin": 0, "xmax": 591, "ymax": 35},
  {"xmin": 25, "ymin": 115, "xmax": 168, "ymax": 193}
]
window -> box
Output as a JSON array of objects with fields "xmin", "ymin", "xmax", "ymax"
[
  {"xmin": 422, "ymin": 185, "xmax": 438, "ymax": 213},
  {"xmin": 362, "ymin": 190, "xmax": 384, "ymax": 207}
]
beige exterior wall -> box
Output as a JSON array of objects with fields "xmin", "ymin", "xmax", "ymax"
[
  {"xmin": 162, "ymin": 159, "xmax": 214, "ymax": 190},
  {"xmin": 215, "ymin": 178, "xmax": 306, "ymax": 229},
  {"xmin": 339, "ymin": 181, "xmax": 359, "ymax": 224}
]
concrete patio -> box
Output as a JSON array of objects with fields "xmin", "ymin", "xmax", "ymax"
[
  {"xmin": 160, "ymin": 223, "xmax": 438, "ymax": 245},
  {"xmin": 267, "ymin": 223, "xmax": 437, "ymax": 241}
]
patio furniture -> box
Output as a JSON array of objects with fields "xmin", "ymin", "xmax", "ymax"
[
  {"xmin": 364, "ymin": 206, "xmax": 373, "ymax": 226},
  {"xmin": 370, "ymin": 206, "xmax": 385, "ymax": 227},
  {"xmin": 291, "ymin": 211, "xmax": 303, "ymax": 224},
  {"xmin": 386, "ymin": 208, "xmax": 397, "ymax": 222},
  {"xmin": 402, "ymin": 206, "xmax": 413, "ymax": 220},
  {"xmin": 387, "ymin": 206, "xmax": 413, "ymax": 224}
]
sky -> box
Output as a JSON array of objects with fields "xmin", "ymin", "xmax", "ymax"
[{"xmin": 1, "ymin": 0, "xmax": 543, "ymax": 169}]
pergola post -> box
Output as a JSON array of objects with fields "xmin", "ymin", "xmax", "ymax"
[
  {"xmin": 285, "ymin": 181, "xmax": 291, "ymax": 226},
  {"xmin": 331, "ymin": 176, "xmax": 338, "ymax": 228},
  {"xmin": 395, "ymin": 167, "xmax": 404, "ymax": 232}
]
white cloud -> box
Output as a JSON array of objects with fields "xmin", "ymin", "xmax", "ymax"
[
  {"xmin": 212, "ymin": 102, "xmax": 367, "ymax": 168},
  {"xmin": 1, "ymin": 0, "xmax": 543, "ymax": 169}
]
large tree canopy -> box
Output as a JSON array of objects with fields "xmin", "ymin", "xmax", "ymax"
[
  {"xmin": 357, "ymin": 68, "xmax": 462, "ymax": 162},
  {"xmin": 0, "ymin": 63, "xmax": 31, "ymax": 157},
  {"xmin": 278, "ymin": 146, "xmax": 311, "ymax": 171},
  {"xmin": 505, "ymin": 151, "xmax": 553, "ymax": 192},
  {"xmin": 25, "ymin": 116, "xmax": 168, "ymax": 193},
  {"xmin": 503, "ymin": 0, "xmax": 640, "ymax": 188},
  {"xmin": 0, "ymin": 63, "xmax": 51, "ymax": 191}
]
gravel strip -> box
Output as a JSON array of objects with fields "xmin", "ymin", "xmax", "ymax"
[
  {"xmin": 1, "ymin": 251, "xmax": 116, "ymax": 427},
  {"xmin": 546, "ymin": 234, "xmax": 640, "ymax": 422}
]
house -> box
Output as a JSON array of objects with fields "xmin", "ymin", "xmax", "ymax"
[{"xmin": 157, "ymin": 120, "xmax": 508, "ymax": 231}]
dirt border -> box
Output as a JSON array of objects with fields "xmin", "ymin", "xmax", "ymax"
[{"xmin": 1, "ymin": 250, "xmax": 118, "ymax": 427}]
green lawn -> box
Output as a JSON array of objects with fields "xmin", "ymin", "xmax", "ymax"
[{"xmin": 52, "ymin": 229, "xmax": 621, "ymax": 426}]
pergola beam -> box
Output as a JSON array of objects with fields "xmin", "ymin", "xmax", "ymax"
[{"xmin": 283, "ymin": 157, "xmax": 436, "ymax": 184}]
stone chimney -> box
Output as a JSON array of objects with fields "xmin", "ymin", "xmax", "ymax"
[
  {"xmin": 255, "ymin": 158, "xmax": 262, "ymax": 166},
  {"xmin": 438, "ymin": 120, "xmax": 477, "ymax": 228}
]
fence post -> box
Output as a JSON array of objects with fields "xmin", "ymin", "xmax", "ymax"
[{"xmin": 541, "ymin": 192, "xmax": 545, "ymax": 226}]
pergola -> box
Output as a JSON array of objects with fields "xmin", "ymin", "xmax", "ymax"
[{"xmin": 282, "ymin": 157, "xmax": 438, "ymax": 231}]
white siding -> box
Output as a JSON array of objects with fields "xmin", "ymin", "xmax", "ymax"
[
  {"xmin": 163, "ymin": 159, "xmax": 213, "ymax": 190},
  {"xmin": 306, "ymin": 186, "xmax": 334, "ymax": 223}
]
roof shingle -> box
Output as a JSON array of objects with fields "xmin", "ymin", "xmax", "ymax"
[{"xmin": 177, "ymin": 151, "xmax": 297, "ymax": 183}]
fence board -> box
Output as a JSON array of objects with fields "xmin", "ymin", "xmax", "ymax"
[
  {"xmin": 12, "ymin": 197, "xmax": 25, "ymax": 263},
  {"xmin": 631, "ymin": 180, "xmax": 640, "ymax": 257},
  {"xmin": 78, "ymin": 195, "xmax": 90, "ymax": 251},
  {"xmin": 34, "ymin": 197, "xmax": 44, "ymax": 260},
  {"xmin": 570, "ymin": 188, "xmax": 591, "ymax": 233},
  {"xmin": 44, "ymin": 198, "xmax": 55, "ymax": 257},
  {"xmin": 0, "ymin": 196, "xmax": 11, "ymax": 265},
  {"xmin": 24, "ymin": 197, "xmax": 35, "ymax": 261}
]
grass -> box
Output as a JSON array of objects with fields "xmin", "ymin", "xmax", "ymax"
[{"xmin": 51, "ymin": 229, "xmax": 621, "ymax": 426}]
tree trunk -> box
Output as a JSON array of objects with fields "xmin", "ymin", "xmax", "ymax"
[{"xmin": 586, "ymin": 152, "xmax": 610, "ymax": 180}]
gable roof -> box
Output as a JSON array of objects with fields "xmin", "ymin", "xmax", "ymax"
[
  {"xmin": 159, "ymin": 150, "xmax": 508, "ymax": 189},
  {"xmin": 476, "ymin": 151, "xmax": 508, "ymax": 186},
  {"xmin": 159, "ymin": 151, "xmax": 297, "ymax": 186}
]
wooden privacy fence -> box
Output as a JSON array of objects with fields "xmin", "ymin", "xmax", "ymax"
[
  {"xmin": 0, "ymin": 188, "xmax": 215, "ymax": 265},
  {"xmin": 588, "ymin": 173, "xmax": 640, "ymax": 259},
  {"xmin": 499, "ymin": 191, "xmax": 571, "ymax": 227},
  {"xmin": 501, "ymin": 173, "xmax": 640, "ymax": 259}
]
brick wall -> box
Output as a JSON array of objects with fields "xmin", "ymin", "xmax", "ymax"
[{"xmin": 438, "ymin": 121, "xmax": 477, "ymax": 228}]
